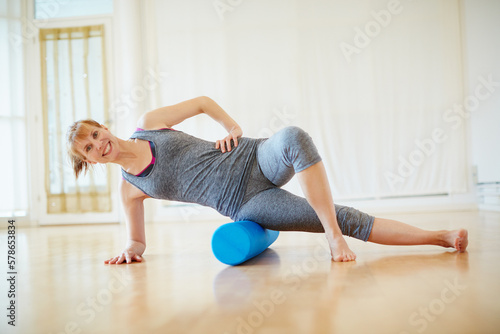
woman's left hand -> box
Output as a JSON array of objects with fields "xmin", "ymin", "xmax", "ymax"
[{"xmin": 215, "ymin": 126, "xmax": 243, "ymax": 153}]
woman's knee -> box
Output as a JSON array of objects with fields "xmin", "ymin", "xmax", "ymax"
[
  {"xmin": 274, "ymin": 126, "xmax": 316, "ymax": 154},
  {"xmin": 278, "ymin": 126, "xmax": 311, "ymax": 144},
  {"xmin": 335, "ymin": 205, "xmax": 375, "ymax": 241},
  {"xmin": 277, "ymin": 126, "xmax": 321, "ymax": 172}
]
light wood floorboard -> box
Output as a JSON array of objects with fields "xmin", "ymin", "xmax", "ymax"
[{"xmin": 1, "ymin": 210, "xmax": 499, "ymax": 334}]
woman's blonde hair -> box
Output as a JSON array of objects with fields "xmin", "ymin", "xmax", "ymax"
[{"xmin": 66, "ymin": 119, "xmax": 104, "ymax": 178}]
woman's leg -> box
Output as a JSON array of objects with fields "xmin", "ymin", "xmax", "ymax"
[
  {"xmin": 235, "ymin": 187, "xmax": 374, "ymax": 236},
  {"xmin": 295, "ymin": 162, "xmax": 469, "ymax": 254},
  {"xmin": 368, "ymin": 218, "xmax": 468, "ymax": 252},
  {"xmin": 296, "ymin": 161, "xmax": 357, "ymax": 261},
  {"xmin": 251, "ymin": 126, "xmax": 469, "ymax": 260},
  {"xmin": 254, "ymin": 127, "xmax": 361, "ymax": 261}
]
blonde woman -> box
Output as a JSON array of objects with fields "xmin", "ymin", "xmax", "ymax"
[{"xmin": 66, "ymin": 96, "xmax": 468, "ymax": 264}]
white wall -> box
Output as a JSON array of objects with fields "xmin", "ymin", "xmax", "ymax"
[
  {"xmin": 17, "ymin": 0, "xmax": 500, "ymax": 227},
  {"xmin": 147, "ymin": 0, "xmax": 467, "ymax": 198},
  {"xmin": 462, "ymin": 0, "xmax": 500, "ymax": 184},
  {"xmin": 135, "ymin": 0, "xmax": 482, "ymax": 220},
  {"xmin": 461, "ymin": 0, "xmax": 500, "ymax": 211}
]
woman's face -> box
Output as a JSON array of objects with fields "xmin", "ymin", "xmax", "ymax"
[{"xmin": 77, "ymin": 126, "xmax": 119, "ymax": 164}]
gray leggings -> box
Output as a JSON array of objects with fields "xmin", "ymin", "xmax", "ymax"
[{"xmin": 234, "ymin": 126, "xmax": 374, "ymax": 242}]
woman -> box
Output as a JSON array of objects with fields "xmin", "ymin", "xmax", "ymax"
[{"xmin": 67, "ymin": 96, "xmax": 468, "ymax": 264}]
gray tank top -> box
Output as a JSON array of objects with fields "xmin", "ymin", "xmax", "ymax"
[{"xmin": 121, "ymin": 129, "xmax": 264, "ymax": 218}]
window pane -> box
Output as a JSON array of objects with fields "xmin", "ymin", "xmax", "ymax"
[
  {"xmin": 0, "ymin": 0, "xmax": 27, "ymax": 217},
  {"xmin": 34, "ymin": 0, "xmax": 113, "ymax": 20},
  {"xmin": 40, "ymin": 26, "xmax": 111, "ymax": 213},
  {"xmin": 0, "ymin": 119, "xmax": 28, "ymax": 216}
]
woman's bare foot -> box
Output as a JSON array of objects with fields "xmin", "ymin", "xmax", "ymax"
[
  {"xmin": 442, "ymin": 229, "xmax": 468, "ymax": 252},
  {"xmin": 327, "ymin": 234, "xmax": 357, "ymax": 262}
]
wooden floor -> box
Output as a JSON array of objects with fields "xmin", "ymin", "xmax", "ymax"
[{"xmin": 1, "ymin": 210, "xmax": 500, "ymax": 334}]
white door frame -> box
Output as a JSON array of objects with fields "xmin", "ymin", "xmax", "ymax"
[{"xmin": 25, "ymin": 0, "xmax": 119, "ymax": 225}]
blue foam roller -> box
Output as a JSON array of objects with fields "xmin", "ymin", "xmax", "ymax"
[{"xmin": 211, "ymin": 221, "xmax": 279, "ymax": 265}]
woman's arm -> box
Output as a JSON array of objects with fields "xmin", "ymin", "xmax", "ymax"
[
  {"xmin": 105, "ymin": 179, "xmax": 148, "ymax": 264},
  {"xmin": 138, "ymin": 96, "xmax": 243, "ymax": 152}
]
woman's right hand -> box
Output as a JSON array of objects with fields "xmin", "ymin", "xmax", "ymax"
[
  {"xmin": 215, "ymin": 126, "xmax": 243, "ymax": 153},
  {"xmin": 104, "ymin": 241, "xmax": 145, "ymax": 264}
]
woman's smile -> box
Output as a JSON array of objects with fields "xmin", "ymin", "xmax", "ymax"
[{"xmin": 103, "ymin": 141, "xmax": 112, "ymax": 157}]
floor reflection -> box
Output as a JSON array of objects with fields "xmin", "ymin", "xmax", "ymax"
[{"xmin": 213, "ymin": 249, "xmax": 281, "ymax": 309}]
